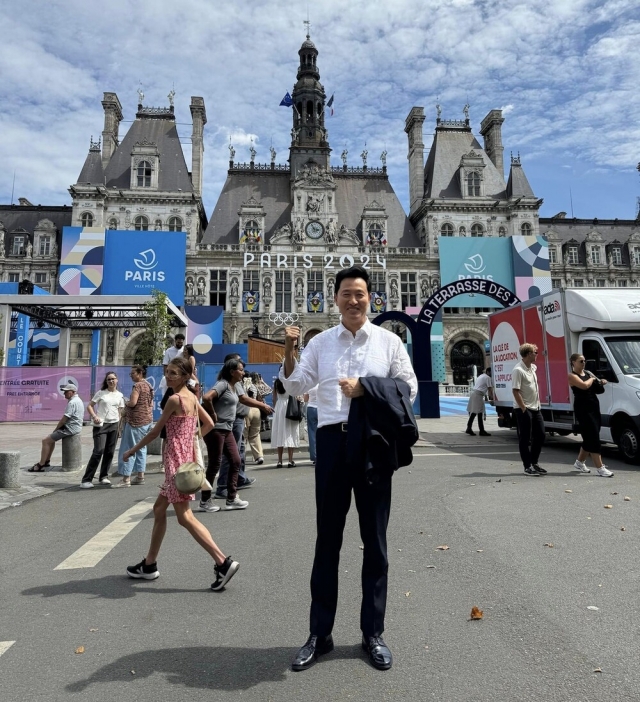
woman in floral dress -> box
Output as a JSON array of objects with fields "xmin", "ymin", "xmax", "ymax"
[{"xmin": 121, "ymin": 356, "xmax": 240, "ymax": 591}]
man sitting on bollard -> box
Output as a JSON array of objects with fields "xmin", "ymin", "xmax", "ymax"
[{"xmin": 30, "ymin": 383, "xmax": 84, "ymax": 472}]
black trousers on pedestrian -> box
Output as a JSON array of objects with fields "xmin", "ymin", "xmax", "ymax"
[
  {"xmin": 467, "ymin": 413, "xmax": 485, "ymax": 432},
  {"xmin": 514, "ymin": 408, "xmax": 545, "ymax": 469},
  {"xmin": 82, "ymin": 422, "xmax": 119, "ymax": 482},
  {"xmin": 309, "ymin": 425, "xmax": 392, "ymax": 639}
]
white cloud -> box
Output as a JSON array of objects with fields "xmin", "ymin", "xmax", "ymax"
[{"xmin": 0, "ymin": 0, "xmax": 638, "ymax": 218}]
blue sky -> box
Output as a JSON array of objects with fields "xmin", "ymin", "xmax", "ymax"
[{"xmin": 0, "ymin": 0, "xmax": 638, "ymax": 220}]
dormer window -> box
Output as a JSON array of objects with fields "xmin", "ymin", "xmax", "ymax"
[
  {"xmin": 471, "ymin": 223, "xmax": 484, "ymax": 237},
  {"xmin": 168, "ymin": 216, "xmax": 183, "ymax": 232},
  {"xmin": 137, "ymin": 160, "xmax": 152, "ymax": 187},
  {"xmin": 134, "ymin": 216, "xmax": 149, "ymax": 231},
  {"xmin": 467, "ymin": 172, "xmax": 481, "ymax": 196},
  {"xmin": 611, "ymin": 246, "xmax": 622, "ymax": 265},
  {"xmin": 367, "ymin": 223, "xmax": 386, "ymax": 245},
  {"xmin": 549, "ymin": 246, "xmax": 557, "ymax": 264},
  {"xmin": 633, "ymin": 246, "xmax": 640, "ymax": 266},
  {"xmin": 440, "ymin": 223, "xmax": 454, "ymax": 237},
  {"xmin": 81, "ymin": 212, "xmax": 94, "ymax": 227},
  {"xmin": 12, "ymin": 235, "xmax": 25, "ymax": 255},
  {"xmin": 568, "ymin": 246, "xmax": 578, "ymax": 264},
  {"xmin": 591, "ymin": 246, "xmax": 601, "ymax": 265},
  {"xmin": 520, "ymin": 222, "xmax": 532, "ymax": 235},
  {"xmin": 39, "ymin": 236, "xmax": 51, "ymax": 256}
]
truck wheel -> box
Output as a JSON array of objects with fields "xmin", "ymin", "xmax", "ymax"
[{"xmin": 618, "ymin": 423, "xmax": 640, "ymax": 465}]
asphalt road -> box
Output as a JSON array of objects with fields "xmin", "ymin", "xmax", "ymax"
[{"xmin": 1, "ymin": 433, "xmax": 639, "ymax": 701}]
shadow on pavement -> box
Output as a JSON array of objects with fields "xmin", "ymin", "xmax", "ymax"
[
  {"xmin": 65, "ymin": 643, "xmax": 365, "ymax": 692},
  {"xmin": 22, "ymin": 574, "xmax": 202, "ymax": 600}
]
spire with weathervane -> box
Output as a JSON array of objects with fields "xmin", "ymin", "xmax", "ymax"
[{"xmin": 289, "ymin": 22, "xmax": 331, "ymax": 176}]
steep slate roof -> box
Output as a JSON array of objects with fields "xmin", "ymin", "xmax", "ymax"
[
  {"xmin": 76, "ymin": 148, "xmax": 105, "ymax": 185},
  {"xmin": 424, "ymin": 125, "xmax": 507, "ymax": 199},
  {"xmin": 540, "ymin": 218, "xmax": 639, "ymax": 244},
  {"xmin": 104, "ymin": 117, "xmax": 193, "ymax": 192},
  {"xmin": 0, "ymin": 205, "xmax": 71, "ymax": 234},
  {"xmin": 203, "ymin": 169, "xmax": 421, "ymax": 248},
  {"xmin": 506, "ymin": 161, "xmax": 535, "ymax": 198}
]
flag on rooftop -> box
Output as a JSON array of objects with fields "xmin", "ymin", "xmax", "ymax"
[
  {"xmin": 327, "ymin": 94, "xmax": 334, "ymax": 116},
  {"xmin": 279, "ymin": 92, "xmax": 293, "ymax": 107}
]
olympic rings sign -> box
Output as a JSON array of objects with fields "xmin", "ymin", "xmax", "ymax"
[{"xmin": 268, "ymin": 312, "xmax": 300, "ymax": 327}]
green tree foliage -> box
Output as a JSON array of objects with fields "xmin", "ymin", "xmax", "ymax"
[{"xmin": 134, "ymin": 290, "xmax": 174, "ymax": 366}]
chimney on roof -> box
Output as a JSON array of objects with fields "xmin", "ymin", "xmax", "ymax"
[
  {"xmin": 101, "ymin": 92, "xmax": 123, "ymax": 170},
  {"xmin": 190, "ymin": 97, "xmax": 207, "ymax": 198},
  {"xmin": 405, "ymin": 107, "xmax": 425, "ymax": 216},
  {"xmin": 480, "ymin": 109, "xmax": 505, "ymax": 177},
  {"xmin": 18, "ymin": 197, "xmax": 33, "ymax": 206}
]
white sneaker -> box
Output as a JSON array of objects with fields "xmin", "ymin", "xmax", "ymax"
[
  {"xmin": 574, "ymin": 460, "xmax": 590, "ymax": 473},
  {"xmin": 224, "ymin": 496, "xmax": 249, "ymax": 510},
  {"xmin": 99, "ymin": 477, "xmax": 111, "ymax": 485},
  {"xmin": 199, "ymin": 498, "xmax": 221, "ymax": 513},
  {"xmin": 80, "ymin": 482, "xmax": 94, "ymax": 489},
  {"xmin": 597, "ymin": 466, "xmax": 614, "ymax": 478}
]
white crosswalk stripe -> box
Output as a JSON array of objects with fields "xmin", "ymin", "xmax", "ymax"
[
  {"xmin": 0, "ymin": 641, "xmax": 15, "ymax": 657},
  {"xmin": 54, "ymin": 497, "xmax": 154, "ymax": 570}
]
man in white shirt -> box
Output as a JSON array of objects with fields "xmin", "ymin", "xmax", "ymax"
[
  {"xmin": 160, "ymin": 334, "xmax": 185, "ymax": 393},
  {"xmin": 282, "ymin": 266, "xmax": 417, "ymax": 672},
  {"xmin": 512, "ymin": 342, "xmax": 546, "ymax": 476},
  {"xmin": 31, "ymin": 383, "xmax": 84, "ymax": 471},
  {"xmin": 466, "ymin": 367, "xmax": 494, "ymax": 436}
]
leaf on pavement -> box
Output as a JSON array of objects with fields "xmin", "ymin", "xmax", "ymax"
[
  {"xmin": 405, "ymin": 592, "xmax": 411, "ymax": 597},
  {"xmin": 436, "ymin": 545, "xmax": 449, "ymax": 551},
  {"xmin": 620, "ymin": 527, "xmax": 626, "ymax": 531},
  {"xmin": 75, "ymin": 646, "xmax": 85, "ymax": 654},
  {"xmin": 89, "ymin": 628, "xmax": 98, "ymax": 632},
  {"xmin": 604, "ymin": 505, "xmax": 613, "ymax": 509},
  {"xmin": 624, "ymin": 496, "xmax": 631, "ymax": 501},
  {"xmin": 544, "ymin": 543, "xmax": 554, "ymax": 548},
  {"xmin": 470, "ymin": 606, "xmax": 484, "ymax": 620},
  {"xmin": 593, "ymin": 668, "xmax": 602, "ymax": 673},
  {"xmin": 587, "ymin": 606, "xmax": 599, "ymax": 611},
  {"xmin": 565, "ymin": 489, "xmax": 572, "ymax": 493}
]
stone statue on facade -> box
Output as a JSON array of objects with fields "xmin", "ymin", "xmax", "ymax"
[
  {"xmin": 459, "ymin": 226, "xmax": 466, "ymax": 237},
  {"xmin": 197, "ymin": 277, "xmax": 205, "ymax": 296},
  {"xmin": 291, "ymin": 127, "xmax": 300, "ymax": 143},
  {"xmin": 263, "ymin": 276, "xmax": 272, "ymax": 298},
  {"xmin": 306, "ymin": 193, "xmax": 324, "ymax": 213},
  {"xmin": 361, "ymin": 148, "xmax": 368, "ymax": 167},
  {"xmin": 436, "ymin": 103, "xmax": 442, "ymax": 120},
  {"xmin": 270, "ymin": 146, "xmax": 276, "ymax": 164},
  {"xmin": 327, "ymin": 278, "xmax": 335, "ymax": 300},
  {"xmin": 249, "ymin": 144, "xmax": 256, "ymax": 162},
  {"xmin": 186, "ymin": 277, "xmax": 194, "ymax": 297},
  {"xmin": 168, "ymin": 89, "xmax": 175, "ymax": 106},
  {"xmin": 341, "ymin": 149, "xmax": 348, "ymax": 166},
  {"xmin": 421, "ymin": 278, "xmax": 429, "ymax": 301},
  {"xmin": 380, "ymin": 150, "xmax": 387, "ymax": 167},
  {"xmin": 295, "ymin": 278, "xmax": 304, "ymax": 297},
  {"xmin": 292, "ymin": 218, "xmax": 305, "ymax": 243},
  {"xmin": 0, "ymin": 237, "xmax": 4, "ymax": 258},
  {"xmin": 390, "ymin": 278, "xmax": 399, "ymax": 300},
  {"xmin": 463, "ymin": 103, "xmax": 470, "ymax": 120},
  {"xmin": 325, "ymin": 219, "xmax": 337, "ymax": 244},
  {"xmin": 229, "ymin": 143, "xmax": 235, "ymax": 161},
  {"xmin": 25, "ymin": 242, "xmax": 32, "ymax": 258},
  {"xmin": 137, "ymin": 87, "xmax": 144, "ymax": 104},
  {"xmin": 230, "ymin": 277, "xmax": 239, "ymax": 298},
  {"xmin": 50, "ymin": 238, "xmax": 57, "ymax": 256}
]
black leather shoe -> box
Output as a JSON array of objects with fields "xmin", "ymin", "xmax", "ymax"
[
  {"xmin": 362, "ymin": 635, "xmax": 393, "ymax": 670},
  {"xmin": 291, "ymin": 634, "xmax": 334, "ymax": 671}
]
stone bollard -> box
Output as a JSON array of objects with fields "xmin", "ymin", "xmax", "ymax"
[
  {"xmin": 0, "ymin": 451, "xmax": 21, "ymax": 488},
  {"xmin": 61, "ymin": 434, "xmax": 84, "ymax": 472},
  {"xmin": 147, "ymin": 433, "xmax": 162, "ymax": 456}
]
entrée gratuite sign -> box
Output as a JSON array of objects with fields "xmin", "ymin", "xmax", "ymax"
[{"xmin": 243, "ymin": 252, "xmax": 387, "ymax": 270}]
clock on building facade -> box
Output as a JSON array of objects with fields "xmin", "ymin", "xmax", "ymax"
[{"xmin": 305, "ymin": 220, "xmax": 324, "ymax": 239}]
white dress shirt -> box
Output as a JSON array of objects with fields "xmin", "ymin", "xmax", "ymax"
[{"xmin": 280, "ymin": 319, "xmax": 418, "ymax": 428}]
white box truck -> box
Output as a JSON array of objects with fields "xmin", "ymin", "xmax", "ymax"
[{"xmin": 489, "ymin": 289, "xmax": 640, "ymax": 463}]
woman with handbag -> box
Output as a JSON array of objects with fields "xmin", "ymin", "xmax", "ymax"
[
  {"xmin": 122, "ymin": 356, "xmax": 240, "ymax": 590},
  {"xmin": 568, "ymin": 353, "xmax": 613, "ymax": 477},
  {"xmin": 200, "ymin": 358, "xmax": 249, "ymax": 512},
  {"xmin": 271, "ymin": 377, "xmax": 300, "ymax": 467}
]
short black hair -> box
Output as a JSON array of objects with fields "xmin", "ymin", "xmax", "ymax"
[
  {"xmin": 175, "ymin": 333, "xmax": 185, "ymax": 341},
  {"xmin": 485, "ymin": 367, "xmax": 492, "ymax": 375},
  {"xmin": 224, "ymin": 352, "xmax": 242, "ymax": 363},
  {"xmin": 218, "ymin": 358, "xmax": 245, "ymax": 381},
  {"xmin": 334, "ymin": 265, "xmax": 371, "ymax": 294}
]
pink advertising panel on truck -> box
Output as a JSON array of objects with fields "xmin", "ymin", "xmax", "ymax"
[
  {"xmin": 522, "ymin": 303, "xmax": 549, "ymax": 406},
  {"xmin": 541, "ymin": 292, "xmax": 571, "ymax": 406},
  {"xmin": 489, "ymin": 305, "xmax": 524, "ymax": 406}
]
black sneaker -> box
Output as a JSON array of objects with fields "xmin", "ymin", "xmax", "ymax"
[
  {"xmin": 532, "ymin": 464, "xmax": 547, "ymax": 474},
  {"xmin": 211, "ymin": 556, "xmax": 239, "ymax": 591},
  {"xmin": 237, "ymin": 477, "xmax": 256, "ymax": 490},
  {"xmin": 127, "ymin": 558, "xmax": 159, "ymax": 580},
  {"xmin": 523, "ymin": 466, "xmax": 540, "ymax": 476},
  {"xmin": 465, "ymin": 428, "xmax": 476, "ymax": 436}
]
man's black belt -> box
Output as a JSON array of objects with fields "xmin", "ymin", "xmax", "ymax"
[{"xmin": 323, "ymin": 422, "xmax": 349, "ymax": 432}]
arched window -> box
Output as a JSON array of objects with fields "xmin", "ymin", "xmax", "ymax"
[
  {"xmin": 168, "ymin": 216, "xmax": 183, "ymax": 232},
  {"xmin": 242, "ymin": 220, "xmax": 260, "ymax": 243},
  {"xmin": 76, "ymin": 343, "xmax": 83, "ymax": 359},
  {"xmin": 136, "ymin": 160, "xmax": 152, "ymax": 187},
  {"xmin": 520, "ymin": 222, "xmax": 532, "ymax": 235},
  {"xmin": 368, "ymin": 223, "xmax": 384, "ymax": 244},
  {"xmin": 440, "ymin": 223, "xmax": 454, "ymax": 237},
  {"xmin": 466, "ymin": 172, "xmax": 481, "ymax": 196},
  {"xmin": 108, "ymin": 218, "xmax": 118, "ymax": 230},
  {"xmin": 471, "ymin": 223, "xmax": 484, "ymax": 237},
  {"xmin": 81, "ymin": 212, "xmax": 93, "ymax": 227},
  {"xmin": 134, "ymin": 216, "xmax": 149, "ymax": 231}
]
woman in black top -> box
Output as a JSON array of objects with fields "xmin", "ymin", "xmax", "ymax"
[{"xmin": 568, "ymin": 353, "xmax": 613, "ymax": 477}]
